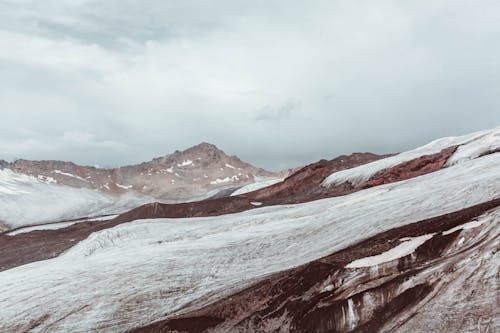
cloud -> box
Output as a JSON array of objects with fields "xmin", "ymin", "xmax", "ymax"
[
  {"xmin": 0, "ymin": 0, "xmax": 499, "ymax": 170},
  {"xmin": 254, "ymin": 101, "xmax": 300, "ymax": 121}
]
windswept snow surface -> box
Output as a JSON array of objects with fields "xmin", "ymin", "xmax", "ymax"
[
  {"xmin": 322, "ymin": 126, "xmax": 500, "ymax": 187},
  {"xmin": 0, "ymin": 169, "xmax": 151, "ymax": 229},
  {"xmin": 231, "ymin": 177, "xmax": 284, "ymax": 196},
  {"xmin": 0, "ymin": 153, "xmax": 498, "ymax": 333}
]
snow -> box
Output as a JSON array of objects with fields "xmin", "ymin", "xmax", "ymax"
[
  {"xmin": 210, "ymin": 175, "xmax": 239, "ymax": 185},
  {"xmin": 442, "ymin": 218, "xmax": 488, "ymax": 235},
  {"xmin": 6, "ymin": 221, "xmax": 80, "ymax": 235},
  {"xmin": 5, "ymin": 215, "xmax": 119, "ymax": 236},
  {"xmin": 322, "ymin": 126, "xmax": 499, "ymax": 188},
  {"xmin": 345, "ymin": 234, "xmax": 435, "ymax": 268},
  {"xmin": 347, "ymin": 298, "xmax": 357, "ymax": 330},
  {"xmin": 37, "ymin": 174, "xmax": 57, "ymax": 183},
  {"xmin": 0, "ymin": 169, "xmax": 152, "ymax": 230},
  {"xmin": 251, "ymin": 201, "xmax": 263, "ymax": 206},
  {"xmin": 177, "ymin": 160, "xmax": 193, "ymax": 167},
  {"xmin": 53, "ymin": 170, "xmax": 88, "ymax": 182},
  {"xmin": 116, "ymin": 184, "xmax": 133, "ymax": 190},
  {"xmin": 231, "ymin": 177, "xmax": 284, "ymax": 196},
  {"xmin": 321, "ymin": 284, "xmax": 334, "ymax": 292},
  {"xmin": 445, "ymin": 127, "xmax": 500, "ymax": 166},
  {"xmin": 0, "ymin": 152, "xmax": 498, "ymax": 333},
  {"xmin": 225, "ymin": 163, "xmax": 236, "ymax": 169}
]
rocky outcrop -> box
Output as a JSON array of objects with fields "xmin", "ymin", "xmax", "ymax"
[
  {"xmin": 242, "ymin": 153, "xmax": 389, "ymax": 204},
  {"xmin": 363, "ymin": 146, "xmax": 457, "ymax": 188}
]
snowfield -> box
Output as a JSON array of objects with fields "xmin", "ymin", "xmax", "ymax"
[
  {"xmin": 0, "ymin": 169, "xmax": 152, "ymax": 229},
  {"xmin": 0, "ymin": 151, "xmax": 498, "ymax": 333},
  {"xmin": 322, "ymin": 126, "xmax": 499, "ymax": 187},
  {"xmin": 230, "ymin": 176, "xmax": 284, "ymax": 196}
]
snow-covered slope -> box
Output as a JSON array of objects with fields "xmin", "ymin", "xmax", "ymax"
[
  {"xmin": 0, "ymin": 169, "xmax": 151, "ymax": 229},
  {"xmin": 322, "ymin": 126, "xmax": 499, "ymax": 187},
  {"xmin": 230, "ymin": 176, "xmax": 284, "ymax": 196},
  {"xmin": 0, "ymin": 150, "xmax": 498, "ymax": 333}
]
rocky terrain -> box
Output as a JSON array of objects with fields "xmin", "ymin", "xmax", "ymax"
[
  {"xmin": 1, "ymin": 142, "xmax": 281, "ymax": 201},
  {"xmin": 0, "ymin": 127, "xmax": 498, "ymax": 333}
]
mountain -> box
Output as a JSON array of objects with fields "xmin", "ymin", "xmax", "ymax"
[
  {"xmin": 0, "ymin": 143, "xmax": 285, "ymax": 229},
  {"xmin": 3, "ymin": 142, "xmax": 281, "ymax": 201},
  {"xmin": 0, "ymin": 127, "xmax": 498, "ymax": 333}
]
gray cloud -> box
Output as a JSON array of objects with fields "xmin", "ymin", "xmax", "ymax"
[
  {"xmin": 254, "ymin": 101, "xmax": 300, "ymax": 121},
  {"xmin": 0, "ymin": 0, "xmax": 499, "ymax": 170}
]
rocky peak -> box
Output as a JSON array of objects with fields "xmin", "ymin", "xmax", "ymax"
[{"xmin": 1, "ymin": 142, "xmax": 280, "ymax": 201}]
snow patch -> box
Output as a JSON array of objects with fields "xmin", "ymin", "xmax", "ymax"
[
  {"xmin": 53, "ymin": 170, "xmax": 88, "ymax": 182},
  {"xmin": 210, "ymin": 175, "xmax": 239, "ymax": 185},
  {"xmin": 321, "ymin": 284, "xmax": 334, "ymax": 293},
  {"xmin": 346, "ymin": 234, "xmax": 435, "ymax": 268},
  {"xmin": 231, "ymin": 177, "xmax": 283, "ymax": 196},
  {"xmin": 177, "ymin": 160, "xmax": 193, "ymax": 167},
  {"xmin": 442, "ymin": 219, "xmax": 488, "ymax": 235}
]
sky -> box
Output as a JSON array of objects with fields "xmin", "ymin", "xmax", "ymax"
[{"xmin": 0, "ymin": 0, "xmax": 499, "ymax": 171}]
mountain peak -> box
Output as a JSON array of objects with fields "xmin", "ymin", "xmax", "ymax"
[{"xmin": 184, "ymin": 142, "xmax": 223, "ymax": 154}]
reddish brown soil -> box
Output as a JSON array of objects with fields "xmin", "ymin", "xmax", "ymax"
[{"xmin": 363, "ymin": 146, "xmax": 457, "ymax": 188}]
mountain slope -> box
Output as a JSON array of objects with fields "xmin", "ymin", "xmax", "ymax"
[
  {"xmin": 3, "ymin": 142, "xmax": 281, "ymax": 201},
  {"xmin": 0, "ymin": 145, "xmax": 498, "ymax": 333},
  {"xmin": 0, "ymin": 168, "xmax": 151, "ymax": 229},
  {"xmin": 0, "ymin": 127, "xmax": 498, "ymax": 333}
]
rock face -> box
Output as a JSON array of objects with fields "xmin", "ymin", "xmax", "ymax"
[{"xmin": 2, "ymin": 143, "xmax": 279, "ymax": 201}]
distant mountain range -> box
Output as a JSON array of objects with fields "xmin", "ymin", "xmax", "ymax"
[{"xmin": 0, "ymin": 142, "xmax": 285, "ymax": 201}]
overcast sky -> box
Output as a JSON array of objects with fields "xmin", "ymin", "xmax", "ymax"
[{"xmin": 1, "ymin": 0, "xmax": 499, "ymax": 171}]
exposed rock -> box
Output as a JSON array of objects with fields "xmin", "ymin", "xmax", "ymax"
[
  {"xmin": 363, "ymin": 146, "xmax": 457, "ymax": 188},
  {"xmin": 2, "ymin": 143, "xmax": 279, "ymax": 201}
]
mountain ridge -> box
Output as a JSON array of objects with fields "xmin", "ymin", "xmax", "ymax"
[{"xmin": 1, "ymin": 142, "xmax": 282, "ymax": 201}]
